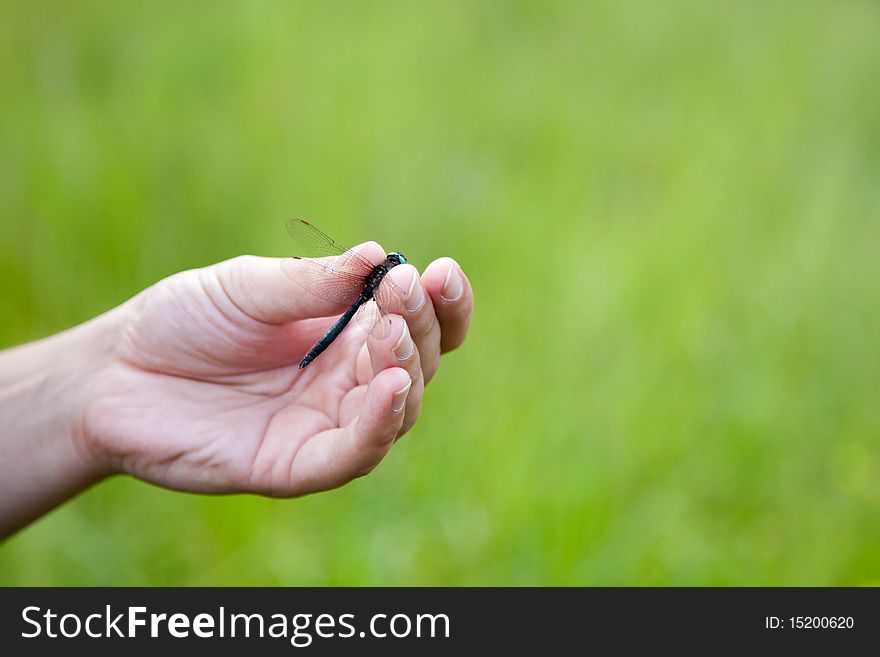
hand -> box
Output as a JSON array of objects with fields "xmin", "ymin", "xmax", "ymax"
[
  {"xmin": 81, "ymin": 243, "xmax": 473, "ymax": 496},
  {"xmin": 0, "ymin": 243, "xmax": 473, "ymax": 537}
]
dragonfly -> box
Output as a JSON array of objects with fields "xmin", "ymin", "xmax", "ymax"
[{"xmin": 282, "ymin": 219, "xmax": 408, "ymax": 368}]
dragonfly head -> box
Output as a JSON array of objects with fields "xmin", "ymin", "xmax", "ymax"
[{"xmin": 386, "ymin": 252, "xmax": 407, "ymax": 267}]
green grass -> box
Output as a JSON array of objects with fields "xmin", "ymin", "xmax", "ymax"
[{"xmin": 1, "ymin": 0, "xmax": 879, "ymax": 585}]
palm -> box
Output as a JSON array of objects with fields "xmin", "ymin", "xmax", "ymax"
[{"xmin": 88, "ymin": 268, "xmax": 370, "ymax": 495}]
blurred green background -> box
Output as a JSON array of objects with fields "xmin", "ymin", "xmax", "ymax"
[{"xmin": 1, "ymin": 0, "xmax": 879, "ymax": 585}]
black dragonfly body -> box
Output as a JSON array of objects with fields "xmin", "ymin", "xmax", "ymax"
[{"xmin": 283, "ymin": 220, "xmax": 407, "ymax": 368}]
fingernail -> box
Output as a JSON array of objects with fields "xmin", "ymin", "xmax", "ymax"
[
  {"xmin": 392, "ymin": 322, "xmax": 415, "ymax": 361},
  {"xmin": 391, "ymin": 378, "xmax": 412, "ymax": 413},
  {"xmin": 441, "ymin": 262, "xmax": 463, "ymax": 301},
  {"xmin": 404, "ymin": 268, "xmax": 425, "ymax": 312}
]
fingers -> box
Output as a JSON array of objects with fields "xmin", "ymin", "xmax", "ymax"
[
  {"xmin": 211, "ymin": 244, "xmax": 386, "ymax": 324},
  {"xmin": 209, "ymin": 251, "xmax": 473, "ymax": 363},
  {"xmin": 365, "ymin": 314, "xmax": 425, "ymax": 437},
  {"xmin": 385, "ymin": 264, "xmax": 442, "ymax": 383},
  {"xmin": 358, "ymin": 259, "xmax": 473, "ymax": 388},
  {"xmin": 285, "ymin": 367, "xmax": 411, "ymax": 495},
  {"xmin": 421, "ymin": 258, "xmax": 473, "ymax": 354},
  {"xmin": 256, "ymin": 259, "xmax": 471, "ymax": 497}
]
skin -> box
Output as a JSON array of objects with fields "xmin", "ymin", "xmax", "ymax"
[{"xmin": 0, "ymin": 243, "xmax": 473, "ymax": 539}]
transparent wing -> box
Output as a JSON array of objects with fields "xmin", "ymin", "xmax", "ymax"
[
  {"xmin": 373, "ymin": 276, "xmax": 407, "ymax": 313},
  {"xmin": 280, "ymin": 256, "xmax": 366, "ymax": 307},
  {"xmin": 283, "ymin": 219, "xmax": 406, "ymax": 337},
  {"xmin": 352, "ymin": 275, "xmax": 407, "ymax": 338},
  {"xmin": 354, "ymin": 300, "xmax": 392, "ymax": 339},
  {"xmin": 283, "ymin": 219, "xmax": 378, "ymax": 307},
  {"xmin": 285, "ymin": 219, "xmax": 376, "ymax": 277},
  {"xmin": 285, "ymin": 218, "xmax": 348, "ymax": 257}
]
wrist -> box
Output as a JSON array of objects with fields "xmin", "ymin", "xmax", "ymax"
[
  {"xmin": 0, "ymin": 305, "xmax": 128, "ymax": 536},
  {"xmin": 60, "ymin": 307, "xmax": 130, "ymax": 477}
]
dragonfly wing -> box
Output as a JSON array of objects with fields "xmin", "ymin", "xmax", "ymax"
[
  {"xmin": 354, "ymin": 300, "xmax": 392, "ymax": 339},
  {"xmin": 281, "ymin": 256, "xmax": 366, "ymax": 307},
  {"xmin": 283, "ymin": 220, "xmax": 402, "ymax": 332},
  {"xmin": 351, "ymin": 272, "xmax": 407, "ymax": 338},
  {"xmin": 373, "ymin": 274, "xmax": 407, "ymax": 315},
  {"xmin": 285, "ymin": 219, "xmax": 378, "ymax": 277}
]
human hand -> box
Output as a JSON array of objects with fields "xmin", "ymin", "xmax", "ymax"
[{"xmin": 73, "ymin": 243, "xmax": 472, "ymax": 497}]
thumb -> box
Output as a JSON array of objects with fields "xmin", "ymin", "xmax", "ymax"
[{"xmin": 210, "ymin": 244, "xmax": 385, "ymax": 324}]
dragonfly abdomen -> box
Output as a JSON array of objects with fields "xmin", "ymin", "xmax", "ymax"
[{"xmin": 299, "ymin": 295, "xmax": 368, "ymax": 369}]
